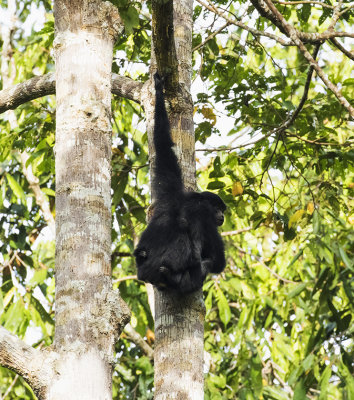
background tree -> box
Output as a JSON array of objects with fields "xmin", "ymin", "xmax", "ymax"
[{"xmin": 0, "ymin": 0, "xmax": 353, "ymax": 399}]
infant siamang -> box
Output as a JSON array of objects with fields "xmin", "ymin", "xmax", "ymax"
[{"xmin": 134, "ymin": 73, "xmax": 226, "ymax": 293}]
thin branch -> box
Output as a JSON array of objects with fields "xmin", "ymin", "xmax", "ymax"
[
  {"xmin": 330, "ymin": 38, "xmax": 354, "ymax": 61},
  {"xmin": 273, "ymin": 0, "xmax": 334, "ymax": 8},
  {"xmin": 193, "ymin": 22, "xmax": 231, "ymax": 52},
  {"xmin": 195, "ymin": 131, "xmax": 274, "ymax": 152},
  {"xmin": 197, "ymin": 0, "xmax": 294, "ymax": 46},
  {"xmin": 221, "ymin": 227, "xmax": 253, "ymax": 236},
  {"xmin": 124, "ymin": 323, "xmax": 154, "ymax": 359},
  {"xmin": 286, "ymin": 43, "xmax": 321, "ymax": 124},
  {"xmin": 338, "ymin": 2, "xmax": 354, "ymax": 16},
  {"xmin": 260, "ymin": 133, "xmax": 281, "ymax": 189},
  {"xmin": 2, "ymin": 374, "xmax": 19, "ymax": 399},
  {"xmin": 112, "ymin": 251, "xmax": 133, "ymax": 259},
  {"xmin": 287, "ymin": 132, "xmax": 351, "ymax": 146},
  {"xmin": 19, "ymin": 152, "xmax": 55, "ymax": 236},
  {"xmin": 327, "ymin": 0, "xmax": 343, "ymax": 31},
  {"xmin": 263, "ymin": 0, "xmax": 354, "ymax": 117},
  {"xmin": 250, "ymin": 0, "xmax": 354, "ymax": 42},
  {"xmin": 114, "ymin": 275, "xmax": 138, "ymax": 283},
  {"xmin": 234, "ymin": 245, "xmax": 298, "ymax": 284},
  {"xmin": 281, "ymin": 135, "xmax": 316, "ymax": 204}
]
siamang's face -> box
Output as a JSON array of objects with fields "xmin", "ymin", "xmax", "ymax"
[
  {"xmin": 200, "ymin": 191, "xmax": 226, "ymax": 226},
  {"xmin": 214, "ymin": 207, "xmax": 225, "ymax": 226}
]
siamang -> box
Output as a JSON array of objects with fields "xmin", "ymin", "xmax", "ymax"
[{"xmin": 134, "ymin": 73, "xmax": 226, "ymax": 294}]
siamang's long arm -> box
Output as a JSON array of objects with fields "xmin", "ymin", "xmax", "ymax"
[{"xmin": 153, "ymin": 73, "xmax": 184, "ymax": 199}]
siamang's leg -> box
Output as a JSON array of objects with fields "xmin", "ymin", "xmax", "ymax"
[{"xmin": 176, "ymin": 262, "xmax": 208, "ymax": 293}]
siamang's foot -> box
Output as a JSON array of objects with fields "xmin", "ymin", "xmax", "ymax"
[
  {"xmin": 139, "ymin": 250, "xmax": 147, "ymax": 258},
  {"xmin": 154, "ymin": 265, "xmax": 169, "ymax": 290},
  {"xmin": 134, "ymin": 249, "xmax": 148, "ymax": 264}
]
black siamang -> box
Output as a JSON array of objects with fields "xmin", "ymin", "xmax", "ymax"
[{"xmin": 134, "ymin": 73, "xmax": 226, "ymax": 293}]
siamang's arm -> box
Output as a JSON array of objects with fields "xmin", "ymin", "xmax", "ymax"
[
  {"xmin": 204, "ymin": 234, "xmax": 225, "ymax": 273},
  {"xmin": 153, "ymin": 73, "xmax": 184, "ymax": 199}
]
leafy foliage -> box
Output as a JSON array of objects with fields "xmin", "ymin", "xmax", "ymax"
[{"xmin": 0, "ymin": 0, "xmax": 353, "ymax": 398}]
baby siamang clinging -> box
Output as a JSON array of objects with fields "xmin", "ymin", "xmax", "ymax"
[{"xmin": 134, "ymin": 73, "xmax": 226, "ymax": 294}]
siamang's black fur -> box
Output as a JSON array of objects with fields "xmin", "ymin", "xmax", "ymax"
[{"xmin": 134, "ymin": 73, "xmax": 226, "ymax": 293}]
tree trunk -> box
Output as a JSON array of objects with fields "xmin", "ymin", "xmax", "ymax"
[
  {"xmin": 146, "ymin": 0, "xmax": 206, "ymax": 398},
  {"xmin": 50, "ymin": 1, "xmax": 130, "ymax": 398}
]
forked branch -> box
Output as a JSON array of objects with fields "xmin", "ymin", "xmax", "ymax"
[{"xmin": 0, "ymin": 326, "xmax": 52, "ymax": 399}]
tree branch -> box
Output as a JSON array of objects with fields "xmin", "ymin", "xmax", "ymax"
[
  {"xmin": 0, "ymin": 73, "xmax": 143, "ymax": 114},
  {"xmin": 197, "ymin": 0, "xmax": 293, "ymax": 46},
  {"xmin": 330, "ymin": 38, "xmax": 354, "ymax": 61},
  {"xmin": 19, "ymin": 152, "xmax": 55, "ymax": 236},
  {"xmin": 263, "ymin": 0, "xmax": 354, "ymax": 117},
  {"xmin": 250, "ymin": 0, "xmax": 354, "ymax": 42},
  {"xmin": 124, "ymin": 323, "xmax": 154, "ymax": 359},
  {"xmin": 0, "ymin": 326, "xmax": 51, "ymax": 399},
  {"xmin": 327, "ymin": 0, "xmax": 343, "ymax": 31},
  {"xmin": 221, "ymin": 227, "xmax": 253, "ymax": 236},
  {"xmin": 273, "ymin": 0, "xmax": 334, "ymax": 9},
  {"xmin": 234, "ymin": 245, "xmax": 297, "ymax": 284},
  {"xmin": 193, "ymin": 22, "xmax": 231, "ymax": 52},
  {"xmin": 111, "ymin": 74, "xmax": 143, "ymax": 103},
  {"xmin": 0, "ymin": 73, "xmax": 55, "ymax": 114}
]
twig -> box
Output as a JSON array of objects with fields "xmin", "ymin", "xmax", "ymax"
[
  {"xmin": 330, "ymin": 38, "xmax": 354, "ymax": 61},
  {"xmin": 221, "ymin": 227, "xmax": 253, "ymax": 236},
  {"xmin": 287, "ymin": 133, "xmax": 351, "ymax": 147},
  {"xmin": 19, "ymin": 152, "xmax": 55, "ymax": 236},
  {"xmin": 124, "ymin": 323, "xmax": 154, "ymax": 359},
  {"xmin": 196, "ymin": 0, "xmax": 294, "ymax": 46},
  {"xmin": 250, "ymin": 0, "xmax": 354, "ymax": 42},
  {"xmin": 281, "ymin": 135, "xmax": 316, "ymax": 204},
  {"xmin": 286, "ymin": 43, "xmax": 321, "ymax": 125},
  {"xmin": 193, "ymin": 22, "xmax": 230, "ymax": 52},
  {"xmin": 273, "ymin": 0, "xmax": 334, "ymax": 8},
  {"xmin": 263, "ymin": 0, "xmax": 354, "ymax": 117},
  {"xmin": 234, "ymin": 245, "xmax": 297, "ymax": 284},
  {"xmin": 327, "ymin": 0, "xmax": 343, "ymax": 31},
  {"xmin": 338, "ymin": 2, "xmax": 354, "ymax": 17},
  {"xmin": 2, "ymin": 374, "xmax": 19, "ymax": 399},
  {"xmin": 259, "ymin": 133, "xmax": 281, "ymax": 190},
  {"xmin": 114, "ymin": 275, "xmax": 138, "ymax": 283}
]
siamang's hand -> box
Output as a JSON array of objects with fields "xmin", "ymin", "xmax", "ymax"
[{"xmin": 154, "ymin": 72, "xmax": 165, "ymax": 92}]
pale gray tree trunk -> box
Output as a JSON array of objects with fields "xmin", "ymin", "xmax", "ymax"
[
  {"xmin": 52, "ymin": 1, "xmax": 129, "ymax": 398},
  {"xmin": 0, "ymin": 1, "xmax": 130, "ymax": 399},
  {"xmin": 144, "ymin": 0, "xmax": 206, "ymax": 398}
]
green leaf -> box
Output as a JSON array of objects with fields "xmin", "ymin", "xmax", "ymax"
[
  {"xmin": 207, "ymin": 180, "xmax": 225, "ymax": 190},
  {"xmin": 287, "ymin": 282, "xmax": 307, "ymax": 299},
  {"xmin": 319, "ymin": 365, "xmax": 331, "ymax": 399},
  {"xmin": 294, "ymin": 380, "xmax": 307, "ymax": 400},
  {"xmin": 216, "ymin": 287, "xmax": 231, "ymax": 326},
  {"xmin": 6, "ymin": 174, "xmax": 26, "ymax": 205},
  {"xmin": 41, "ymin": 188, "xmax": 56, "ymax": 197},
  {"xmin": 339, "ymin": 245, "xmax": 354, "ymax": 271},
  {"xmin": 319, "ymin": 7, "xmax": 332, "ymax": 25},
  {"xmin": 302, "ymin": 353, "xmax": 314, "ymax": 371},
  {"xmin": 119, "ymin": 6, "xmax": 140, "ymax": 34}
]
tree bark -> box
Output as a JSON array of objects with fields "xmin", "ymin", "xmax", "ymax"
[
  {"xmin": 0, "ymin": 73, "xmax": 142, "ymax": 114},
  {"xmin": 51, "ymin": 1, "xmax": 130, "ymax": 399},
  {"xmin": 146, "ymin": 1, "xmax": 206, "ymax": 399}
]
